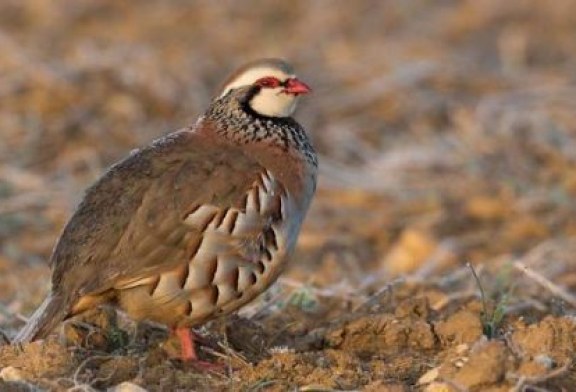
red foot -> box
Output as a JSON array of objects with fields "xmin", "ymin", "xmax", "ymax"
[{"xmin": 172, "ymin": 327, "xmax": 225, "ymax": 372}]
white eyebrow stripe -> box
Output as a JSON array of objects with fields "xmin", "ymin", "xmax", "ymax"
[{"xmin": 219, "ymin": 67, "xmax": 294, "ymax": 98}]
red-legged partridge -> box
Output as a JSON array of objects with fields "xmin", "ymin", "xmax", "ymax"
[{"xmin": 14, "ymin": 59, "xmax": 317, "ymax": 360}]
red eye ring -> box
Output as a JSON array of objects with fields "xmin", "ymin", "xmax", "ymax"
[{"xmin": 255, "ymin": 77, "xmax": 281, "ymax": 88}]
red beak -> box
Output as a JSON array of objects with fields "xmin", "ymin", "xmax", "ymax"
[{"xmin": 284, "ymin": 78, "xmax": 312, "ymax": 95}]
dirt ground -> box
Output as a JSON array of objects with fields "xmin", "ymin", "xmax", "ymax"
[{"xmin": 2, "ymin": 1, "xmax": 576, "ymax": 391}]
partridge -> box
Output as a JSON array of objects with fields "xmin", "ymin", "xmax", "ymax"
[{"xmin": 14, "ymin": 59, "xmax": 318, "ymax": 360}]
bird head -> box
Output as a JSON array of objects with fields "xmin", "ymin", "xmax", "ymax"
[{"xmin": 217, "ymin": 58, "xmax": 311, "ymax": 118}]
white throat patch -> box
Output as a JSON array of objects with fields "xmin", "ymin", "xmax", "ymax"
[
  {"xmin": 250, "ymin": 86, "xmax": 299, "ymax": 117},
  {"xmin": 219, "ymin": 67, "xmax": 299, "ymax": 118}
]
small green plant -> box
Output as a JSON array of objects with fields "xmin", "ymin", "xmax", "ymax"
[
  {"xmin": 287, "ymin": 285, "xmax": 318, "ymax": 313},
  {"xmin": 106, "ymin": 326, "xmax": 129, "ymax": 351},
  {"xmin": 467, "ymin": 262, "xmax": 512, "ymax": 339}
]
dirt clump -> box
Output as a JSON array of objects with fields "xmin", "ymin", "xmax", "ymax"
[
  {"xmin": 441, "ymin": 340, "xmax": 510, "ymax": 389},
  {"xmin": 325, "ymin": 313, "xmax": 436, "ymax": 356},
  {"xmin": 435, "ymin": 309, "xmax": 484, "ymax": 346},
  {"xmin": 511, "ymin": 316, "xmax": 576, "ymax": 364}
]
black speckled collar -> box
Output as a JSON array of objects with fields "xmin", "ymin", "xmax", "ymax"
[{"xmin": 203, "ymin": 88, "xmax": 317, "ymax": 167}]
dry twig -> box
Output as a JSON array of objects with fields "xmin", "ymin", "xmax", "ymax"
[
  {"xmin": 508, "ymin": 360, "xmax": 572, "ymax": 392},
  {"xmin": 514, "ymin": 261, "xmax": 576, "ymax": 308}
]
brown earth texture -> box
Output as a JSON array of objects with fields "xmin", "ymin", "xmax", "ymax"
[{"xmin": 2, "ymin": 1, "xmax": 576, "ymax": 391}]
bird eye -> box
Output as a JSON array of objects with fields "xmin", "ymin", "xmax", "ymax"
[{"xmin": 255, "ymin": 77, "xmax": 281, "ymax": 88}]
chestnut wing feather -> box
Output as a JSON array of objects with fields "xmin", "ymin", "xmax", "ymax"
[{"xmin": 50, "ymin": 127, "xmax": 264, "ymax": 298}]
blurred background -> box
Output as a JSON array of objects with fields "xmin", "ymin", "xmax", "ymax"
[{"xmin": 2, "ymin": 0, "xmax": 576, "ymax": 339}]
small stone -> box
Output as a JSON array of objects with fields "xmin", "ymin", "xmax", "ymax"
[
  {"xmin": 455, "ymin": 344, "xmax": 469, "ymax": 354},
  {"xmin": 534, "ymin": 354, "xmax": 554, "ymax": 369},
  {"xmin": 425, "ymin": 382, "xmax": 457, "ymax": 392},
  {"xmin": 0, "ymin": 366, "xmax": 25, "ymax": 382},
  {"xmin": 107, "ymin": 381, "xmax": 149, "ymax": 392},
  {"xmin": 418, "ymin": 367, "xmax": 440, "ymax": 385},
  {"xmin": 453, "ymin": 358, "xmax": 467, "ymax": 368}
]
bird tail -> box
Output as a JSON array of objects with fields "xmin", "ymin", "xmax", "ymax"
[{"xmin": 12, "ymin": 293, "xmax": 69, "ymax": 344}]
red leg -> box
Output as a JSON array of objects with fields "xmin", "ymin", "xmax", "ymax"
[
  {"xmin": 174, "ymin": 326, "xmax": 198, "ymax": 361},
  {"xmin": 170, "ymin": 327, "xmax": 225, "ymax": 371}
]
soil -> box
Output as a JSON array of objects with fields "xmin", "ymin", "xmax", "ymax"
[
  {"xmin": 2, "ymin": 1, "xmax": 576, "ymax": 391},
  {"xmin": 2, "ymin": 300, "xmax": 576, "ymax": 390}
]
